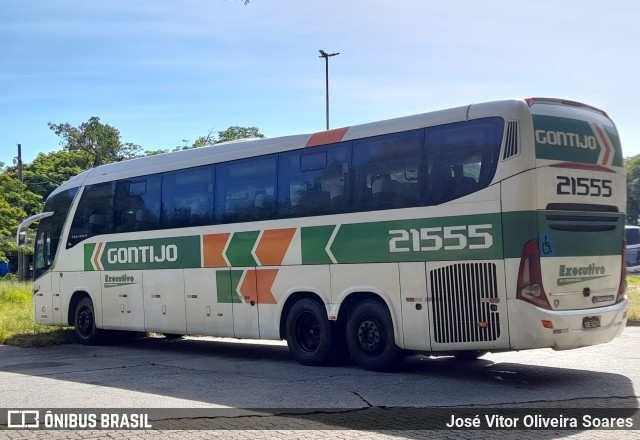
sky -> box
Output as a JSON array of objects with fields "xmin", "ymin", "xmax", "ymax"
[{"xmin": 1, "ymin": 0, "xmax": 639, "ymax": 167}]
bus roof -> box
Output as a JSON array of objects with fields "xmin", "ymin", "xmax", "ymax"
[{"xmin": 49, "ymin": 97, "xmax": 601, "ymax": 198}]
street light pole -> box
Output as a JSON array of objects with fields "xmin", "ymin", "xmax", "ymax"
[{"xmin": 319, "ymin": 50, "xmax": 339, "ymax": 130}]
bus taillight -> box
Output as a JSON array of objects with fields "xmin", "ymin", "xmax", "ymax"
[
  {"xmin": 517, "ymin": 239, "xmax": 552, "ymax": 310},
  {"xmin": 617, "ymin": 240, "xmax": 627, "ymax": 304}
]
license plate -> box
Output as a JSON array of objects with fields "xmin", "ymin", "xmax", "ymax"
[{"xmin": 583, "ymin": 316, "xmax": 601, "ymax": 329}]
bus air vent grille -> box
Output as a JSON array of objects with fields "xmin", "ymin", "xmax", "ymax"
[
  {"xmin": 545, "ymin": 213, "xmax": 619, "ymax": 232},
  {"xmin": 430, "ymin": 262, "xmax": 500, "ymax": 343},
  {"xmin": 502, "ymin": 120, "xmax": 519, "ymax": 160}
]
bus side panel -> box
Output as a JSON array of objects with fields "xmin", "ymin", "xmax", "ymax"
[
  {"xmin": 100, "ymin": 270, "xmax": 144, "ymax": 331},
  {"xmin": 258, "ymin": 264, "xmax": 331, "ymax": 341},
  {"xmin": 33, "ymin": 273, "xmax": 54, "ymax": 325},
  {"xmin": 426, "ymin": 259, "xmax": 510, "ymax": 352},
  {"xmin": 399, "ymin": 262, "xmax": 431, "ymax": 351},
  {"xmin": 228, "ymin": 267, "xmax": 260, "ymax": 339},
  {"xmin": 184, "ymin": 268, "xmax": 235, "ymax": 338},
  {"xmin": 330, "ymin": 263, "xmax": 404, "ymax": 349},
  {"xmin": 143, "ymin": 269, "xmax": 186, "ymax": 335},
  {"xmin": 58, "ymin": 271, "xmax": 103, "ymax": 328}
]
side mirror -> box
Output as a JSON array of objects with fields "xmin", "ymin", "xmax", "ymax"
[{"xmin": 16, "ymin": 212, "xmax": 54, "ymax": 247}]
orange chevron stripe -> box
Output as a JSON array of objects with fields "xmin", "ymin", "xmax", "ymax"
[
  {"xmin": 256, "ymin": 269, "xmax": 278, "ymax": 305},
  {"xmin": 203, "ymin": 233, "xmax": 230, "ymax": 267},
  {"xmin": 305, "ymin": 126, "xmax": 350, "ymax": 147},
  {"xmin": 255, "ymin": 228, "xmax": 296, "ymax": 266},
  {"xmin": 594, "ymin": 125, "xmax": 613, "ymax": 165},
  {"xmin": 93, "ymin": 242, "xmax": 104, "ymax": 271},
  {"xmin": 239, "ymin": 269, "xmax": 258, "ymax": 304}
]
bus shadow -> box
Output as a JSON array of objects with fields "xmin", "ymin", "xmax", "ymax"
[{"xmin": 0, "ymin": 335, "xmax": 637, "ymax": 436}]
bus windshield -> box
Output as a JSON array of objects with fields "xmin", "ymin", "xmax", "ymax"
[{"xmin": 33, "ymin": 188, "xmax": 78, "ymax": 279}]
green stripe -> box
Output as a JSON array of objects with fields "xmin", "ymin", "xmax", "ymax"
[
  {"xmin": 533, "ymin": 115, "xmax": 623, "ymax": 167},
  {"xmin": 84, "ymin": 243, "xmax": 97, "ymax": 271},
  {"xmin": 536, "ymin": 210, "xmax": 624, "ymax": 257},
  {"xmin": 216, "ymin": 270, "xmax": 242, "ymax": 304},
  {"xmin": 501, "ymin": 210, "xmax": 624, "ymax": 258},
  {"xmin": 225, "ymin": 231, "xmax": 260, "ymax": 267},
  {"xmin": 301, "ymin": 226, "xmax": 335, "ymax": 264},
  {"xmin": 330, "ymin": 213, "xmax": 503, "ymax": 263},
  {"xmin": 502, "ymin": 211, "xmax": 538, "ymax": 259},
  {"xmin": 99, "ymin": 236, "xmax": 200, "ymax": 270}
]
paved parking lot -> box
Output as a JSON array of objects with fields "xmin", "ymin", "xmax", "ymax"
[{"xmin": 1, "ymin": 327, "xmax": 639, "ymax": 439}]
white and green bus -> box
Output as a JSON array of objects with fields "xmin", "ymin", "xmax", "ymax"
[{"xmin": 18, "ymin": 98, "xmax": 628, "ymax": 371}]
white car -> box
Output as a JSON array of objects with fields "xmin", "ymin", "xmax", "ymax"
[{"xmin": 626, "ymin": 225, "xmax": 640, "ymax": 273}]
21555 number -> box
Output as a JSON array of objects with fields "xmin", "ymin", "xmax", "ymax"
[
  {"xmin": 389, "ymin": 224, "xmax": 493, "ymax": 253},
  {"xmin": 556, "ymin": 176, "xmax": 612, "ymax": 197}
]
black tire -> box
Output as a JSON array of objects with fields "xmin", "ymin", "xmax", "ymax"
[
  {"xmin": 74, "ymin": 297, "xmax": 101, "ymax": 345},
  {"xmin": 163, "ymin": 333, "xmax": 184, "ymax": 340},
  {"xmin": 285, "ymin": 298, "xmax": 334, "ymax": 366},
  {"xmin": 346, "ymin": 299, "xmax": 401, "ymax": 372},
  {"xmin": 453, "ymin": 351, "xmax": 487, "ymax": 361}
]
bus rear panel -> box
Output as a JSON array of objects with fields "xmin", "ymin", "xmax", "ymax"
[{"xmin": 508, "ymin": 98, "xmax": 626, "ymax": 350}]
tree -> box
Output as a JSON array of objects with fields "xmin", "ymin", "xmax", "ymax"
[
  {"xmin": 0, "ymin": 172, "xmax": 42, "ymax": 218},
  {"xmin": 48, "ymin": 116, "xmax": 142, "ymax": 167},
  {"xmin": 0, "ymin": 199, "xmax": 24, "ymax": 262},
  {"xmin": 177, "ymin": 126, "xmax": 265, "ymax": 151},
  {"xmin": 217, "ymin": 126, "xmax": 264, "ymax": 143},
  {"xmin": 626, "ymin": 155, "xmax": 640, "ymax": 224},
  {"xmin": 22, "ymin": 150, "xmax": 93, "ymax": 202},
  {"xmin": 0, "ymin": 172, "xmax": 41, "ymax": 263}
]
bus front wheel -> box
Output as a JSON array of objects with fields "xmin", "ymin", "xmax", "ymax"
[
  {"xmin": 346, "ymin": 299, "xmax": 401, "ymax": 371},
  {"xmin": 285, "ymin": 298, "xmax": 333, "ymax": 366},
  {"xmin": 74, "ymin": 297, "xmax": 101, "ymax": 345}
]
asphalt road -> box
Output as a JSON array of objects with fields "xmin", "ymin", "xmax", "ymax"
[{"xmin": 1, "ymin": 327, "xmax": 639, "ymax": 439}]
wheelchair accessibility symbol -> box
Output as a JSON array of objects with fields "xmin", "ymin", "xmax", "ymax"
[{"xmin": 540, "ymin": 234, "xmax": 554, "ymax": 256}]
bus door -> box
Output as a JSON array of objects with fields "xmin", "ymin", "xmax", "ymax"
[
  {"xmin": 229, "ymin": 267, "xmax": 260, "ymax": 339},
  {"xmin": 399, "ymin": 262, "xmax": 431, "ymax": 351},
  {"xmin": 143, "ymin": 269, "xmax": 187, "ymax": 335},
  {"xmin": 184, "ymin": 268, "xmax": 234, "ymax": 338},
  {"xmin": 100, "ymin": 270, "xmax": 145, "ymax": 331},
  {"xmin": 32, "ymin": 229, "xmax": 54, "ymax": 326},
  {"xmin": 33, "ymin": 274, "xmax": 54, "ymax": 326},
  {"xmin": 52, "ymin": 271, "xmax": 63, "ymax": 325}
]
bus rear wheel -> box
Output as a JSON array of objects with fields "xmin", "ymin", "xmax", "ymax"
[
  {"xmin": 74, "ymin": 297, "xmax": 101, "ymax": 345},
  {"xmin": 346, "ymin": 299, "xmax": 401, "ymax": 372},
  {"xmin": 285, "ymin": 298, "xmax": 333, "ymax": 366}
]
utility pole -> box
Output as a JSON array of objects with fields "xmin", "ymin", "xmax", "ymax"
[
  {"xmin": 319, "ymin": 50, "xmax": 339, "ymax": 130},
  {"xmin": 16, "ymin": 144, "xmax": 24, "ymax": 282}
]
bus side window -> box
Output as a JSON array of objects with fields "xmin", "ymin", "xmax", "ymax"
[
  {"xmin": 114, "ymin": 174, "xmax": 161, "ymax": 232},
  {"xmin": 162, "ymin": 166, "xmax": 214, "ymax": 228},
  {"xmin": 68, "ymin": 182, "xmax": 115, "ymax": 247},
  {"xmin": 425, "ymin": 118, "xmax": 503, "ymax": 204},
  {"xmin": 352, "ymin": 130, "xmax": 423, "ymax": 211},
  {"xmin": 216, "ymin": 156, "xmax": 277, "ymax": 224},
  {"xmin": 277, "ymin": 142, "xmax": 351, "ymax": 218}
]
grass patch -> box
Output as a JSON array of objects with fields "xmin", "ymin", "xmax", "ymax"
[
  {"xmin": 626, "ymin": 275, "xmax": 640, "ymax": 322},
  {"xmin": 0, "ymin": 280, "xmax": 74, "ymax": 347}
]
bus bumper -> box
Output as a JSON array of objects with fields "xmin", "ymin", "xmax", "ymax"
[{"xmin": 508, "ymin": 299, "xmax": 628, "ymax": 350}]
